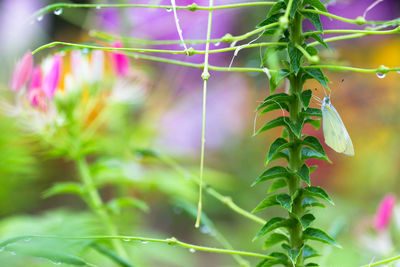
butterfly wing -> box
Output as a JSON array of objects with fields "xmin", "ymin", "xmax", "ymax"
[{"xmin": 322, "ymin": 104, "xmax": 354, "ymax": 156}]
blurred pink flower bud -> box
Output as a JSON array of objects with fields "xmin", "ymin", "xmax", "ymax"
[
  {"xmin": 43, "ymin": 54, "xmax": 62, "ymax": 99},
  {"xmin": 373, "ymin": 194, "xmax": 396, "ymax": 232},
  {"xmin": 28, "ymin": 66, "xmax": 43, "ymax": 107},
  {"xmin": 10, "ymin": 51, "xmax": 34, "ymax": 91},
  {"xmin": 110, "ymin": 42, "xmax": 130, "ymax": 76}
]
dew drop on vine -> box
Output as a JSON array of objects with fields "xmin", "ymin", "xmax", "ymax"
[
  {"xmin": 141, "ymin": 241, "xmax": 148, "ymax": 244},
  {"xmin": 166, "ymin": 8, "xmax": 172, "ymax": 12},
  {"xmin": 37, "ymin": 15, "xmax": 44, "ymax": 21},
  {"xmin": 122, "ymin": 239, "xmax": 131, "ymax": 242},
  {"xmin": 376, "ymin": 72, "xmax": 386, "ymax": 79},
  {"xmin": 54, "ymin": 8, "xmax": 63, "ymax": 15},
  {"xmin": 189, "ymin": 248, "xmax": 196, "ymax": 253},
  {"xmin": 96, "ymin": 6, "xmax": 101, "ymax": 10},
  {"xmin": 214, "ymin": 42, "xmax": 220, "ymax": 47}
]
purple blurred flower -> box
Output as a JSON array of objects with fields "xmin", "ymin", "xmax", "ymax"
[
  {"xmin": 43, "ymin": 54, "xmax": 62, "ymax": 99},
  {"xmin": 10, "ymin": 51, "xmax": 33, "ymax": 91},
  {"xmin": 373, "ymin": 193, "xmax": 396, "ymax": 232}
]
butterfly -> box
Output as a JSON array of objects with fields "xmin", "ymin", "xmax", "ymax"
[{"xmin": 319, "ymin": 95, "xmax": 354, "ymax": 156}]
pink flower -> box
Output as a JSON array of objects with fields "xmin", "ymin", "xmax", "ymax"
[
  {"xmin": 373, "ymin": 194, "xmax": 396, "ymax": 232},
  {"xmin": 10, "ymin": 51, "xmax": 33, "ymax": 91},
  {"xmin": 28, "ymin": 66, "xmax": 44, "ymax": 108},
  {"xmin": 43, "ymin": 54, "xmax": 62, "ymax": 99},
  {"xmin": 110, "ymin": 42, "xmax": 130, "ymax": 76}
]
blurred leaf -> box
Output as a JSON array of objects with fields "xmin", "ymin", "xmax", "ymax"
[
  {"xmin": 253, "ymin": 194, "xmax": 280, "ymax": 212},
  {"xmin": 300, "ymin": 214, "xmax": 315, "ymax": 229},
  {"xmin": 300, "ymin": 7, "xmax": 323, "ymax": 31},
  {"xmin": 260, "ymin": 102, "xmax": 289, "ymax": 115},
  {"xmin": 297, "ymin": 164, "xmax": 311, "ymax": 185},
  {"xmin": 107, "ymin": 197, "xmax": 149, "ymax": 214},
  {"xmin": 253, "ymin": 217, "xmax": 294, "ymax": 241},
  {"xmin": 276, "ymin": 193, "xmax": 293, "ymax": 212},
  {"xmin": 282, "ymin": 243, "xmax": 302, "ymax": 262},
  {"xmin": 303, "ymin": 227, "xmax": 340, "ymax": 247},
  {"xmin": 263, "ymin": 233, "xmax": 289, "ymax": 249},
  {"xmin": 304, "ymin": 117, "xmax": 321, "ymax": 130},
  {"xmin": 301, "ymin": 147, "xmax": 330, "ymax": 162},
  {"xmin": 257, "ymin": 13, "xmax": 282, "ymax": 35},
  {"xmin": 304, "ymin": 68, "xmax": 328, "ymax": 88},
  {"xmin": 302, "ymin": 197, "xmax": 325, "ymax": 209},
  {"xmin": 287, "ymin": 120, "xmax": 304, "ymax": 138},
  {"xmin": 301, "ymin": 90, "xmax": 312, "ymax": 109},
  {"xmin": 303, "ymin": 244, "xmax": 320, "ymax": 259},
  {"xmin": 308, "ymin": 33, "xmax": 329, "ymax": 49},
  {"xmin": 288, "ymin": 43, "xmax": 303, "ymax": 74},
  {"xmin": 42, "ymin": 182, "xmax": 84, "ymax": 198},
  {"xmin": 306, "ymin": 46, "xmax": 318, "ymax": 56},
  {"xmin": 301, "ymin": 108, "xmax": 322, "ymax": 117},
  {"xmin": 266, "ymin": 138, "xmax": 291, "ymax": 165},
  {"xmin": 302, "ymin": 136, "xmax": 326, "ymax": 156},
  {"xmin": 304, "ymin": 186, "xmax": 334, "ymax": 205},
  {"xmin": 91, "ymin": 243, "xmax": 133, "ymax": 267},
  {"xmin": 270, "ymin": 69, "xmax": 291, "ymax": 93},
  {"xmin": 258, "ymin": 93, "xmax": 293, "ymax": 112},
  {"xmin": 267, "ymin": 1, "xmax": 285, "ymax": 17},
  {"xmin": 252, "ymin": 166, "xmax": 291, "ymax": 186},
  {"xmin": 268, "ymin": 179, "xmax": 287, "ymax": 193},
  {"xmin": 303, "ymin": 0, "xmax": 327, "ymax": 12},
  {"xmin": 257, "ymin": 252, "xmax": 289, "ymax": 266},
  {"xmin": 255, "ymin": 117, "xmax": 289, "ymax": 136}
]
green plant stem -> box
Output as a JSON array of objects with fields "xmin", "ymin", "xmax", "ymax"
[
  {"xmin": 304, "ymin": 27, "xmax": 400, "ymax": 36},
  {"xmin": 362, "ymin": 254, "xmax": 400, "ymax": 267},
  {"xmin": 158, "ymin": 154, "xmax": 266, "ymax": 226},
  {"xmin": 300, "ymin": 8, "xmax": 400, "ymax": 26},
  {"xmin": 288, "ymin": 12, "xmax": 305, "ymax": 267},
  {"xmin": 76, "ymin": 157, "xmax": 129, "ymax": 260},
  {"xmin": 295, "ymin": 44, "xmax": 314, "ymax": 62},
  {"xmin": 25, "ymin": 235, "xmax": 275, "ymax": 260},
  {"xmin": 30, "ymin": 2, "xmax": 276, "ymax": 21},
  {"xmin": 195, "ymin": 0, "xmax": 214, "ymax": 229}
]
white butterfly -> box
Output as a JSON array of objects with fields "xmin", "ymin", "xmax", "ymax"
[{"xmin": 320, "ymin": 96, "xmax": 354, "ymax": 156}]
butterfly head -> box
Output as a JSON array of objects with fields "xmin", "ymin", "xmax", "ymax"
[{"xmin": 322, "ymin": 96, "xmax": 331, "ymax": 106}]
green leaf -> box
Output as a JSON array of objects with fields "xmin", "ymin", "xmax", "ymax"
[
  {"xmin": 277, "ymin": 193, "xmax": 292, "ymax": 212},
  {"xmin": 270, "ymin": 69, "xmax": 291, "ymax": 93},
  {"xmin": 287, "ymin": 120, "xmax": 304, "ymax": 138},
  {"xmin": 282, "ymin": 243, "xmax": 302, "ymax": 262},
  {"xmin": 289, "ymin": 0, "xmax": 302, "ymax": 17},
  {"xmin": 304, "ymin": 117, "xmax": 321, "ymax": 130},
  {"xmin": 297, "ymin": 164, "xmax": 311, "ymax": 185},
  {"xmin": 304, "ymin": 68, "xmax": 328, "ymax": 88},
  {"xmin": 255, "ymin": 117, "xmax": 289, "ymax": 136},
  {"xmin": 303, "ymin": 0, "xmax": 328, "ymax": 12},
  {"xmin": 300, "ymin": 90, "xmax": 312, "ymax": 109},
  {"xmin": 257, "ymin": 13, "xmax": 282, "ymax": 35},
  {"xmin": 252, "ymin": 166, "xmax": 291, "ymax": 186},
  {"xmin": 304, "ymin": 186, "xmax": 334, "ymax": 205},
  {"xmin": 253, "ymin": 195, "xmax": 279, "ymax": 213},
  {"xmin": 91, "ymin": 243, "xmax": 134, "ymax": 267},
  {"xmin": 310, "ymin": 165, "xmax": 318, "ymax": 173},
  {"xmin": 308, "ymin": 33, "xmax": 329, "ymax": 49},
  {"xmin": 263, "ymin": 233, "xmax": 289, "ymax": 249},
  {"xmin": 107, "ymin": 197, "xmax": 149, "ymax": 214},
  {"xmin": 301, "ymin": 108, "xmax": 322, "ymax": 117},
  {"xmin": 301, "ymin": 147, "xmax": 330, "ymax": 162},
  {"xmin": 303, "ymin": 244, "xmax": 320, "ymax": 259},
  {"xmin": 268, "ymin": 178, "xmax": 287, "ymax": 193},
  {"xmin": 303, "ymin": 227, "xmax": 341, "ymax": 247},
  {"xmin": 302, "ymin": 136, "xmax": 326, "ymax": 156},
  {"xmin": 269, "ymin": 150, "xmax": 290, "ymax": 164},
  {"xmin": 300, "ymin": 7, "xmax": 323, "ymax": 32},
  {"xmin": 266, "ymin": 138, "xmax": 290, "ymax": 165},
  {"xmin": 257, "ymin": 93, "xmax": 293, "ymax": 112},
  {"xmin": 302, "ymin": 197, "xmax": 325, "ymax": 209},
  {"xmin": 253, "ymin": 217, "xmax": 293, "ymax": 241},
  {"xmin": 267, "ymin": 1, "xmax": 286, "ymax": 17},
  {"xmin": 257, "ymin": 252, "xmax": 289, "ymax": 267},
  {"xmin": 260, "ymin": 102, "xmax": 289, "ymax": 115},
  {"xmin": 288, "ymin": 43, "xmax": 303, "ymax": 75},
  {"xmin": 42, "ymin": 182, "xmax": 84, "ymax": 198},
  {"xmin": 300, "ymin": 214, "xmax": 315, "ymax": 228},
  {"xmin": 306, "ymin": 263, "xmax": 319, "ymax": 267}
]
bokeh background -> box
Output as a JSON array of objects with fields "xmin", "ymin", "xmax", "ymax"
[{"xmin": 0, "ymin": 0, "xmax": 400, "ymax": 266}]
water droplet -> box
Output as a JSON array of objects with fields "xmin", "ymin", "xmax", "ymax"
[
  {"xmin": 166, "ymin": 8, "xmax": 172, "ymax": 12},
  {"xmin": 189, "ymin": 248, "xmax": 196, "ymax": 253},
  {"xmin": 24, "ymin": 238, "xmax": 32, "ymax": 242},
  {"xmin": 376, "ymin": 72, "xmax": 386, "ymax": 79},
  {"xmin": 50, "ymin": 261, "xmax": 62, "ymax": 265},
  {"xmin": 200, "ymin": 225, "xmax": 211, "ymax": 234},
  {"xmin": 141, "ymin": 241, "xmax": 148, "ymax": 244},
  {"xmin": 214, "ymin": 42, "xmax": 221, "ymax": 47},
  {"xmin": 96, "ymin": 6, "xmax": 101, "ymax": 10},
  {"xmin": 54, "ymin": 8, "xmax": 63, "ymax": 16},
  {"xmin": 122, "ymin": 239, "xmax": 131, "ymax": 242},
  {"xmin": 37, "ymin": 15, "xmax": 44, "ymax": 21},
  {"xmin": 82, "ymin": 48, "xmax": 90, "ymax": 55}
]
